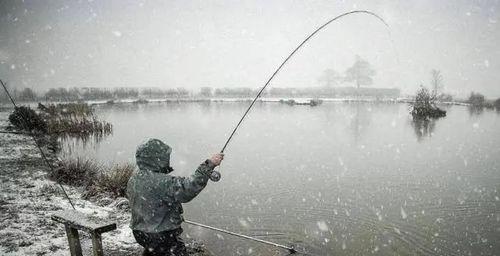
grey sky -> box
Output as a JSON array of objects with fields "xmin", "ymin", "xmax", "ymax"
[{"xmin": 1, "ymin": 0, "xmax": 499, "ymax": 97}]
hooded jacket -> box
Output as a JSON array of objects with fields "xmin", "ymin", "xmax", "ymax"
[{"xmin": 127, "ymin": 139, "xmax": 215, "ymax": 232}]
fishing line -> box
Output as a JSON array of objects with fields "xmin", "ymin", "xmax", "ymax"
[
  {"xmin": 185, "ymin": 220, "xmax": 323, "ymax": 255},
  {"xmin": 210, "ymin": 10, "xmax": 393, "ymax": 182},
  {"xmin": 1, "ymin": 79, "xmax": 76, "ymax": 209}
]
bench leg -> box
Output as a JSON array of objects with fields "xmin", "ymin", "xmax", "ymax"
[
  {"xmin": 64, "ymin": 224, "xmax": 83, "ymax": 256},
  {"xmin": 91, "ymin": 232, "xmax": 104, "ymax": 256}
]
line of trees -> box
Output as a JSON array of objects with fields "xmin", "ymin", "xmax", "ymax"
[
  {"xmin": 1, "ymin": 85, "xmax": 403, "ymax": 103},
  {"xmin": 1, "ymin": 87, "xmax": 194, "ymax": 102}
]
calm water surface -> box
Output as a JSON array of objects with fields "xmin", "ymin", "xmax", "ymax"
[{"xmin": 61, "ymin": 102, "xmax": 500, "ymax": 256}]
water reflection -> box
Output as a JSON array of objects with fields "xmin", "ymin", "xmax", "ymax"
[
  {"xmin": 410, "ymin": 117, "xmax": 436, "ymax": 141},
  {"xmin": 468, "ymin": 106, "xmax": 485, "ymax": 116},
  {"xmin": 349, "ymin": 103, "xmax": 372, "ymax": 142},
  {"xmin": 58, "ymin": 130, "xmax": 111, "ymax": 157}
]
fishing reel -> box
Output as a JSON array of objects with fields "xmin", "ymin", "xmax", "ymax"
[{"xmin": 209, "ymin": 170, "xmax": 221, "ymax": 182}]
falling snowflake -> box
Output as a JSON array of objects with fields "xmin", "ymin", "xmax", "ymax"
[{"xmin": 316, "ymin": 221, "xmax": 329, "ymax": 232}]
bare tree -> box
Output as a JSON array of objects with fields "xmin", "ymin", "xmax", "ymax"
[
  {"xmin": 430, "ymin": 69, "xmax": 443, "ymax": 94},
  {"xmin": 18, "ymin": 88, "xmax": 37, "ymax": 102},
  {"xmin": 344, "ymin": 56, "xmax": 376, "ymax": 89},
  {"xmin": 199, "ymin": 87, "xmax": 213, "ymax": 98}
]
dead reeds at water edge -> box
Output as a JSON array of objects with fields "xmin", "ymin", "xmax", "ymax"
[{"xmin": 38, "ymin": 103, "xmax": 112, "ymax": 136}]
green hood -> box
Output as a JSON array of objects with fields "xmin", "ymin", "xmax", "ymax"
[{"xmin": 135, "ymin": 139, "xmax": 172, "ymax": 173}]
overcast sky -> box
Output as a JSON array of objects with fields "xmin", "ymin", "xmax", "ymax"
[{"xmin": 1, "ymin": 0, "xmax": 499, "ymax": 97}]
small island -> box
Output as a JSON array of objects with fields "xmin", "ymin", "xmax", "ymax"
[{"xmin": 410, "ymin": 87, "xmax": 446, "ymax": 119}]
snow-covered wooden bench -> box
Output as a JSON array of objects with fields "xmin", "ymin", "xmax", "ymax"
[{"xmin": 51, "ymin": 210, "xmax": 117, "ymax": 256}]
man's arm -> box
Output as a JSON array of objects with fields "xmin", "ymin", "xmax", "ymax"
[{"xmin": 173, "ymin": 153, "xmax": 223, "ymax": 203}]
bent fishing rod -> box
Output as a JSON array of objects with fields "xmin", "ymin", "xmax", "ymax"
[
  {"xmin": 195, "ymin": 9, "xmax": 390, "ymax": 254},
  {"xmin": 1, "ymin": 79, "xmax": 76, "ymax": 209},
  {"xmin": 208, "ymin": 10, "xmax": 389, "ymax": 182}
]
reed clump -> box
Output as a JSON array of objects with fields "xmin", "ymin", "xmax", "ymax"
[
  {"xmin": 38, "ymin": 103, "xmax": 112, "ymax": 135},
  {"xmin": 48, "ymin": 157, "xmax": 101, "ymax": 187},
  {"xmin": 49, "ymin": 157, "xmax": 134, "ymax": 199},
  {"xmin": 38, "ymin": 103, "xmax": 93, "ymax": 117},
  {"xmin": 8, "ymin": 106, "xmax": 48, "ymax": 133},
  {"xmin": 47, "ymin": 117, "xmax": 112, "ymax": 135},
  {"xmin": 86, "ymin": 163, "xmax": 135, "ymax": 198}
]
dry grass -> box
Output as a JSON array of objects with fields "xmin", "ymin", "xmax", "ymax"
[
  {"xmin": 38, "ymin": 103, "xmax": 93, "ymax": 117},
  {"xmin": 48, "ymin": 157, "xmax": 134, "ymax": 199},
  {"xmin": 48, "ymin": 157, "xmax": 101, "ymax": 187},
  {"xmin": 38, "ymin": 102, "xmax": 112, "ymax": 135},
  {"xmin": 47, "ymin": 117, "xmax": 112, "ymax": 134},
  {"xmin": 86, "ymin": 163, "xmax": 135, "ymax": 198}
]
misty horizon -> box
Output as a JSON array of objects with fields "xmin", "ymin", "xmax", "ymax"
[{"xmin": 1, "ymin": 0, "xmax": 500, "ymax": 98}]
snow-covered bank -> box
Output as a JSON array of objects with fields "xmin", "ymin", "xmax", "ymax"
[{"xmin": 0, "ymin": 111, "xmax": 211, "ymax": 256}]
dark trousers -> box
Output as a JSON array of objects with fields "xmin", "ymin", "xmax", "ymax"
[{"xmin": 132, "ymin": 228, "xmax": 188, "ymax": 256}]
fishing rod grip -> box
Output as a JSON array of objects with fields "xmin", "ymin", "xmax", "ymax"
[
  {"xmin": 209, "ymin": 170, "xmax": 221, "ymax": 182},
  {"xmin": 209, "ymin": 149, "xmax": 224, "ymax": 182}
]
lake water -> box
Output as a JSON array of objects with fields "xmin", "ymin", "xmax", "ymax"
[{"xmin": 60, "ymin": 102, "xmax": 500, "ymax": 255}]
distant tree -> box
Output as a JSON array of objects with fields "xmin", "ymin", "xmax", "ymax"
[
  {"xmin": 468, "ymin": 92, "xmax": 485, "ymax": 107},
  {"xmin": 199, "ymin": 87, "xmax": 213, "ymax": 97},
  {"xmin": 494, "ymin": 98, "xmax": 500, "ymax": 110},
  {"xmin": 68, "ymin": 88, "xmax": 81, "ymax": 100},
  {"xmin": 113, "ymin": 88, "xmax": 138, "ymax": 99},
  {"xmin": 141, "ymin": 87, "xmax": 165, "ymax": 98},
  {"xmin": 18, "ymin": 88, "xmax": 37, "ymax": 102},
  {"xmin": 81, "ymin": 88, "xmax": 111, "ymax": 100},
  {"xmin": 213, "ymin": 87, "xmax": 254, "ymax": 97},
  {"xmin": 430, "ymin": 69, "xmax": 443, "ymax": 94},
  {"xmin": 318, "ymin": 69, "xmax": 343, "ymax": 87},
  {"xmin": 176, "ymin": 87, "xmax": 189, "ymax": 97},
  {"xmin": 46, "ymin": 88, "xmax": 73, "ymax": 101},
  {"xmin": 165, "ymin": 89, "xmax": 178, "ymax": 97},
  {"xmin": 344, "ymin": 56, "xmax": 376, "ymax": 89}
]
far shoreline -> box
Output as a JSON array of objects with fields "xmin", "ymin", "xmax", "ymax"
[{"xmin": 0, "ymin": 97, "xmax": 471, "ymax": 109}]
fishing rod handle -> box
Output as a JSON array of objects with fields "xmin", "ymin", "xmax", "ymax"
[
  {"xmin": 209, "ymin": 149, "xmax": 224, "ymax": 182},
  {"xmin": 209, "ymin": 170, "xmax": 221, "ymax": 182}
]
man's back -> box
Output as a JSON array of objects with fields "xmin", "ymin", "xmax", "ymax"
[{"xmin": 127, "ymin": 171, "xmax": 184, "ymax": 233}]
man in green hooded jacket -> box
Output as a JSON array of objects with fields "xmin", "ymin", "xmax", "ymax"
[{"xmin": 127, "ymin": 139, "xmax": 223, "ymax": 256}]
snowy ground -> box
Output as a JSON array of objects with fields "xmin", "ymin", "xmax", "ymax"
[{"xmin": 0, "ymin": 111, "xmax": 212, "ymax": 256}]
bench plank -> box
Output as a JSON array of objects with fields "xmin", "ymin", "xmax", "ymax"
[{"xmin": 51, "ymin": 210, "xmax": 117, "ymax": 234}]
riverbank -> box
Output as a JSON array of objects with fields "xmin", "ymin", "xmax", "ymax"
[
  {"xmin": 82, "ymin": 97, "xmax": 472, "ymax": 106},
  {"xmin": 0, "ymin": 111, "xmax": 212, "ymax": 255}
]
